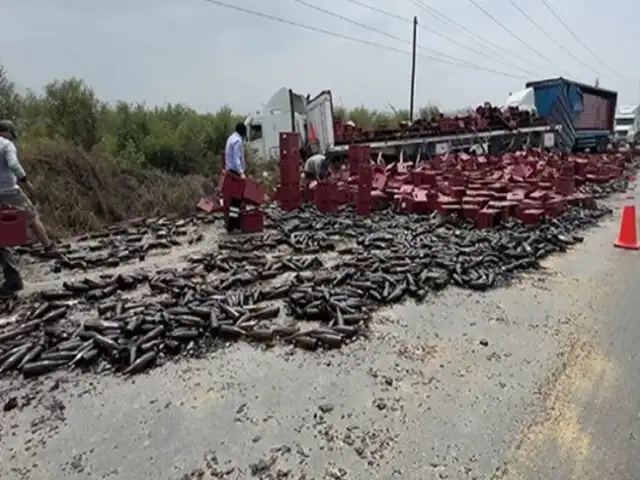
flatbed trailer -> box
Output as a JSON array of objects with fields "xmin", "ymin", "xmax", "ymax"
[{"xmin": 326, "ymin": 124, "xmax": 560, "ymax": 158}]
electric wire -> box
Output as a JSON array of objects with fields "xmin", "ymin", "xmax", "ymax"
[
  {"xmin": 538, "ymin": 0, "xmax": 631, "ymax": 83},
  {"xmin": 198, "ymin": 0, "xmax": 529, "ymax": 79},
  {"xmin": 464, "ymin": 0, "xmax": 568, "ymax": 74},
  {"xmin": 506, "ymin": 0, "xmax": 605, "ymax": 79},
  {"xmin": 411, "ymin": 0, "xmax": 547, "ymax": 73},
  {"xmin": 342, "ymin": 0, "xmax": 537, "ymax": 77},
  {"xmin": 292, "ymin": 0, "xmax": 492, "ymax": 69},
  {"xmin": 291, "ymin": 0, "xmax": 527, "ymax": 78}
]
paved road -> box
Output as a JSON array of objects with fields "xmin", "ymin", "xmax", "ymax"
[
  {"xmin": 1, "ymin": 203, "xmax": 639, "ymax": 480},
  {"xmin": 501, "ymin": 214, "xmax": 640, "ymax": 480}
]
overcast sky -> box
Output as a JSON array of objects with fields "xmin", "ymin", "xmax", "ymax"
[{"xmin": 1, "ymin": 0, "xmax": 637, "ymax": 115}]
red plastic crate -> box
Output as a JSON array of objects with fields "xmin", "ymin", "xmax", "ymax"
[
  {"xmin": 240, "ymin": 209, "xmax": 264, "ymax": 233},
  {"xmin": 0, "ymin": 206, "xmax": 28, "ymax": 247},
  {"xmin": 220, "ymin": 172, "xmax": 246, "ymax": 200},
  {"xmin": 243, "ymin": 178, "xmax": 265, "ymax": 205},
  {"xmin": 196, "ymin": 197, "xmax": 215, "ymax": 213}
]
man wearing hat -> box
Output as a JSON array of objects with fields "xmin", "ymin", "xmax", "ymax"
[{"xmin": 0, "ymin": 120, "xmax": 56, "ymax": 294}]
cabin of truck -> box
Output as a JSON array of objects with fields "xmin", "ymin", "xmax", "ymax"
[{"xmin": 245, "ymin": 87, "xmax": 335, "ymax": 161}]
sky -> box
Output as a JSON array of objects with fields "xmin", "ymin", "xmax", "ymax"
[{"xmin": 1, "ymin": 0, "xmax": 638, "ymax": 115}]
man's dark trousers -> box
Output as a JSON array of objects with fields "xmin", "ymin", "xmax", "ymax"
[{"xmin": 225, "ymin": 170, "xmax": 243, "ymax": 232}]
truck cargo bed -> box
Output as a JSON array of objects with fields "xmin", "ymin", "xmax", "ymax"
[{"xmin": 525, "ymin": 77, "xmax": 617, "ymax": 152}]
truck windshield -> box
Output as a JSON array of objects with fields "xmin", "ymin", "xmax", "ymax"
[
  {"xmin": 248, "ymin": 124, "xmax": 263, "ymax": 141},
  {"xmin": 616, "ymin": 118, "xmax": 634, "ymax": 126}
]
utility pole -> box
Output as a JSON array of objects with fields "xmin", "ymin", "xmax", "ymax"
[{"xmin": 409, "ymin": 16, "xmax": 418, "ymax": 121}]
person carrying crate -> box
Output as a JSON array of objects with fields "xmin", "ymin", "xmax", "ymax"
[
  {"xmin": 223, "ymin": 122, "xmax": 247, "ymax": 233},
  {"xmin": 0, "ymin": 120, "xmax": 56, "ymax": 294}
]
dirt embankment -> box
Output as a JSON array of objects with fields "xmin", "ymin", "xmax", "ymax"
[{"xmin": 20, "ymin": 140, "xmax": 204, "ymax": 239}]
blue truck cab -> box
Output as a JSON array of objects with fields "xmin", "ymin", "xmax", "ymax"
[{"xmin": 525, "ymin": 77, "xmax": 617, "ymax": 153}]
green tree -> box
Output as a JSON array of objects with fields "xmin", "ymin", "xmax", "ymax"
[
  {"xmin": 0, "ymin": 66, "xmax": 22, "ymax": 123},
  {"xmin": 41, "ymin": 78, "xmax": 102, "ymax": 151}
]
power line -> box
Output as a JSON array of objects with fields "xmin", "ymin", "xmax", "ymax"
[
  {"xmin": 506, "ymin": 0, "xmax": 604, "ymax": 79},
  {"xmin": 464, "ymin": 0, "xmax": 568, "ymax": 75},
  {"xmin": 411, "ymin": 0, "xmax": 547, "ymax": 74},
  {"xmin": 291, "ymin": 0, "xmax": 526, "ymax": 78},
  {"xmin": 195, "ymin": 0, "xmax": 422, "ymax": 56},
  {"xmin": 342, "ymin": 0, "xmax": 537, "ymax": 77},
  {"xmin": 197, "ymin": 0, "xmax": 528, "ymax": 79},
  {"xmin": 292, "ymin": 0, "xmax": 482, "ymax": 68},
  {"xmin": 538, "ymin": 0, "xmax": 630, "ymax": 82}
]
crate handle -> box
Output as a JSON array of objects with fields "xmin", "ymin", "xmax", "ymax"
[{"xmin": 0, "ymin": 213, "xmax": 19, "ymax": 223}]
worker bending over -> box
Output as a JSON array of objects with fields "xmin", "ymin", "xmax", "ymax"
[
  {"xmin": 224, "ymin": 122, "xmax": 247, "ymax": 233},
  {"xmin": 303, "ymin": 151, "xmax": 341, "ymax": 185},
  {"xmin": 0, "ymin": 120, "xmax": 56, "ymax": 295},
  {"xmin": 303, "ymin": 152, "xmax": 330, "ymax": 183}
]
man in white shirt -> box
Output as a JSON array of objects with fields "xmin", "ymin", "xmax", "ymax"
[
  {"xmin": 223, "ymin": 122, "xmax": 247, "ymax": 232},
  {"xmin": 0, "ymin": 120, "xmax": 56, "ymax": 294},
  {"xmin": 303, "ymin": 153, "xmax": 329, "ymax": 182},
  {"xmin": 224, "ymin": 122, "xmax": 246, "ymax": 178}
]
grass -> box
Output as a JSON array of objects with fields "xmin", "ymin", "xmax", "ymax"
[{"xmin": 21, "ymin": 140, "xmax": 203, "ymax": 239}]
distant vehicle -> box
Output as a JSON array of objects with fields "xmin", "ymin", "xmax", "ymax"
[
  {"xmin": 613, "ymin": 105, "xmax": 640, "ymax": 146},
  {"xmin": 508, "ymin": 77, "xmax": 617, "ymax": 152}
]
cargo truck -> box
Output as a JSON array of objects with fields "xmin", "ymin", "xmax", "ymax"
[
  {"xmin": 513, "ymin": 77, "xmax": 617, "ymax": 153},
  {"xmin": 249, "ymin": 87, "xmax": 557, "ymax": 162}
]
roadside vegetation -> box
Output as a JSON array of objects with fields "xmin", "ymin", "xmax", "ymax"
[{"xmin": 0, "ymin": 65, "xmax": 448, "ymax": 238}]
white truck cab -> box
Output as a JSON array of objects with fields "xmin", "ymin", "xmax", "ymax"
[
  {"xmin": 614, "ymin": 105, "xmax": 640, "ymax": 145},
  {"xmin": 245, "ymin": 87, "xmax": 335, "ymax": 162}
]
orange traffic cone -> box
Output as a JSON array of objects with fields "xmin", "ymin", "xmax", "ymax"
[{"xmin": 614, "ymin": 194, "xmax": 640, "ymax": 250}]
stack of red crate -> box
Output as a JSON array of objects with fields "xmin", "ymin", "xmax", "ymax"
[
  {"xmin": 357, "ymin": 162, "xmax": 373, "ymax": 216},
  {"xmin": 554, "ymin": 162, "xmax": 575, "ymax": 196},
  {"xmin": 278, "ymin": 132, "xmax": 302, "ymax": 211},
  {"xmin": 240, "ymin": 178, "xmax": 265, "ymax": 233},
  {"xmin": 348, "ymin": 144, "xmax": 362, "ymax": 177},
  {"xmin": 355, "ymin": 145, "xmax": 373, "ymax": 215},
  {"xmin": 315, "ymin": 179, "xmax": 338, "ymax": 213},
  {"xmin": 219, "ymin": 170, "xmax": 246, "ymax": 225}
]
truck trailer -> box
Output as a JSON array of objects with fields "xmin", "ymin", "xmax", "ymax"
[{"xmin": 521, "ymin": 77, "xmax": 617, "ymax": 152}]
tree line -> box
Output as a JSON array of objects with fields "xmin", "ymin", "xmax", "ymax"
[{"xmin": 0, "ymin": 65, "xmax": 461, "ymax": 176}]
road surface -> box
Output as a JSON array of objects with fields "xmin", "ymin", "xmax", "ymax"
[{"xmin": 1, "ymin": 200, "xmax": 639, "ymax": 480}]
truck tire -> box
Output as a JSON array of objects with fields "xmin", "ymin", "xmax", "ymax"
[{"xmin": 597, "ymin": 139, "xmax": 608, "ymax": 153}]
